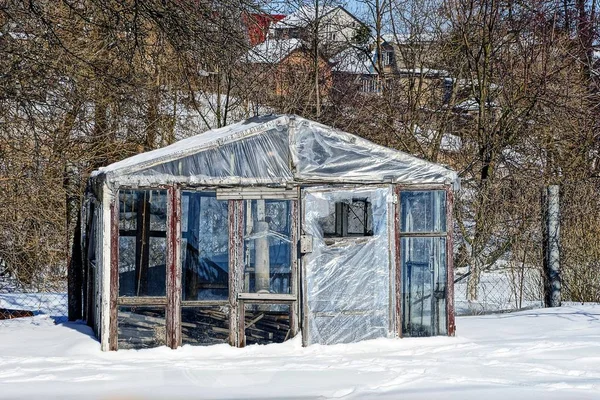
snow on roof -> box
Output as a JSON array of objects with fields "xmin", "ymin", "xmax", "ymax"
[
  {"xmin": 381, "ymin": 32, "xmax": 435, "ymax": 44},
  {"xmin": 396, "ymin": 67, "xmax": 449, "ymax": 77},
  {"xmin": 245, "ymin": 38, "xmax": 303, "ymax": 64},
  {"xmin": 331, "ymin": 47, "xmax": 376, "ymax": 75},
  {"xmin": 94, "ymin": 114, "xmax": 458, "ymax": 187},
  {"xmin": 274, "ymin": 5, "xmax": 338, "ymax": 29}
]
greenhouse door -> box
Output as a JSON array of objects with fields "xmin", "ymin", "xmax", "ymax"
[
  {"xmin": 398, "ymin": 189, "xmax": 452, "ymax": 337},
  {"xmin": 301, "ymin": 186, "xmax": 393, "ymax": 345}
]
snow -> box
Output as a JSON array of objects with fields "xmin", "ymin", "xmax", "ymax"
[
  {"xmin": 330, "ymin": 47, "xmax": 376, "ymax": 75},
  {"xmin": 381, "ymin": 33, "xmax": 435, "ymax": 44},
  {"xmin": 246, "ymin": 38, "xmax": 303, "ymax": 64},
  {"xmin": 0, "ymin": 292, "xmax": 67, "ymax": 319},
  {"xmin": 1, "ymin": 304, "xmax": 600, "ymax": 399},
  {"xmin": 274, "ymin": 5, "xmax": 337, "ymax": 29}
]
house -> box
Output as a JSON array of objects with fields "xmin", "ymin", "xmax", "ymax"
[
  {"xmin": 244, "ymin": 38, "xmax": 332, "ymax": 104},
  {"xmin": 331, "ymin": 34, "xmax": 452, "ymax": 105},
  {"xmin": 74, "ymin": 114, "xmax": 458, "ymax": 350},
  {"xmin": 242, "ymin": 13, "xmax": 286, "ymax": 46},
  {"xmin": 270, "ymin": 5, "xmax": 366, "ymax": 56}
]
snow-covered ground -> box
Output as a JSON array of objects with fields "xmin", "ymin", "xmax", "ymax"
[{"xmin": 0, "ymin": 304, "xmax": 599, "ymax": 399}]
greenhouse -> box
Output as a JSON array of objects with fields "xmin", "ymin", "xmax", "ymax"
[{"xmin": 76, "ymin": 114, "xmax": 459, "ymax": 351}]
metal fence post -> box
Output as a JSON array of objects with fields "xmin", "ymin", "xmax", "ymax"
[{"xmin": 543, "ymin": 185, "xmax": 561, "ymax": 308}]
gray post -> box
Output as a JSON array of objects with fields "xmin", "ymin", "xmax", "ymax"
[
  {"xmin": 66, "ymin": 162, "xmax": 83, "ymax": 321},
  {"xmin": 543, "ymin": 185, "xmax": 561, "ymax": 307}
]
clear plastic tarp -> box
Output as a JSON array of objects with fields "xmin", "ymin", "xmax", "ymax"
[
  {"xmin": 135, "ymin": 128, "xmax": 292, "ymax": 185},
  {"xmin": 291, "ymin": 119, "xmax": 457, "ymax": 185},
  {"xmin": 303, "ymin": 186, "xmax": 393, "ymax": 345},
  {"xmin": 94, "ymin": 115, "xmax": 458, "ymax": 188}
]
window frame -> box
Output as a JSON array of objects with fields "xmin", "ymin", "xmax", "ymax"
[
  {"xmin": 110, "ymin": 185, "xmax": 300, "ymax": 349},
  {"xmin": 395, "ymin": 185, "xmax": 455, "ymax": 340},
  {"xmin": 323, "ymin": 198, "xmax": 374, "ymax": 238}
]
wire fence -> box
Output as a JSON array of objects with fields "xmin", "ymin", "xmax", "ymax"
[
  {"xmin": 0, "ymin": 244, "xmax": 591, "ymax": 324},
  {"xmin": 454, "ymin": 265, "xmax": 545, "ymax": 315},
  {"xmin": 0, "ymin": 263, "xmax": 67, "ymax": 324},
  {"xmin": 1, "ymin": 266, "xmax": 546, "ymax": 325}
]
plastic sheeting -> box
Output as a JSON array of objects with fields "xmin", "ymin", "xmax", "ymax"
[
  {"xmin": 303, "ymin": 186, "xmax": 393, "ymax": 345},
  {"xmin": 291, "ymin": 119, "xmax": 457, "ymax": 185},
  {"xmin": 135, "ymin": 127, "xmax": 292, "ymax": 186},
  {"xmin": 93, "ymin": 114, "xmax": 458, "ymax": 188}
]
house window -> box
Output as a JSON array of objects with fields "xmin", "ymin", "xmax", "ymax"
[
  {"xmin": 443, "ymin": 78, "xmax": 453, "ymax": 104},
  {"xmin": 383, "ymin": 50, "xmax": 393, "ymax": 67},
  {"xmin": 323, "ymin": 199, "xmax": 373, "ymax": 237}
]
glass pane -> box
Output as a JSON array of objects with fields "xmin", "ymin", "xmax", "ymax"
[
  {"xmin": 118, "ymin": 306, "xmax": 166, "ymax": 349},
  {"xmin": 118, "ymin": 190, "xmax": 167, "ymax": 297},
  {"xmin": 181, "ymin": 306, "xmax": 230, "ymax": 345},
  {"xmin": 400, "ymin": 191, "xmax": 446, "ymax": 233},
  {"xmin": 322, "ymin": 200, "xmax": 373, "ymax": 237},
  {"xmin": 347, "ymin": 200, "xmax": 372, "ymax": 235},
  {"xmin": 401, "ymin": 237, "xmax": 446, "ymax": 337},
  {"xmin": 181, "ymin": 192, "xmax": 229, "ymax": 301},
  {"xmin": 243, "ymin": 200, "xmax": 292, "ymax": 294},
  {"xmin": 244, "ymin": 303, "xmax": 291, "ymax": 345}
]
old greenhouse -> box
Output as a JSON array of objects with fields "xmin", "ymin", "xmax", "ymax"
[{"xmin": 75, "ymin": 114, "xmax": 459, "ymax": 351}]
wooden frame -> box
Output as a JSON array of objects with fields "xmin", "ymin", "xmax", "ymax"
[
  {"xmin": 445, "ymin": 186, "xmax": 456, "ymax": 336},
  {"xmin": 166, "ymin": 186, "xmax": 182, "ymax": 348},
  {"xmin": 395, "ymin": 184, "xmax": 455, "ymax": 338},
  {"xmin": 111, "ymin": 187, "xmax": 173, "ymax": 350},
  {"xmin": 233, "ymin": 196, "xmax": 300, "ymax": 347},
  {"xmin": 238, "ymin": 299, "xmax": 297, "ymax": 348},
  {"xmin": 109, "ymin": 201, "xmax": 119, "ymax": 351},
  {"xmin": 104, "ymin": 181, "xmax": 455, "ymax": 350}
]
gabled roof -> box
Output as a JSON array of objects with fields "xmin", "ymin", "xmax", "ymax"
[
  {"xmin": 94, "ymin": 114, "xmax": 458, "ymax": 188},
  {"xmin": 331, "ymin": 47, "xmax": 376, "ymax": 75},
  {"xmin": 245, "ymin": 38, "xmax": 303, "ymax": 64},
  {"xmin": 275, "ymin": 5, "xmax": 338, "ymax": 29},
  {"xmin": 273, "ymin": 5, "xmax": 364, "ymax": 30}
]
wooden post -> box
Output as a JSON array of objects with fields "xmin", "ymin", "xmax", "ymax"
[
  {"xmin": 446, "ymin": 186, "xmax": 456, "ymax": 336},
  {"xmin": 166, "ymin": 186, "xmax": 182, "ymax": 349},
  {"xmin": 229, "ymin": 200, "xmax": 244, "ymax": 347},
  {"xmin": 394, "ymin": 185, "xmax": 402, "ymax": 337},
  {"xmin": 109, "ymin": 201, "xmax": 119, "ymax": 351},
  {"xmin": 290, "ymin": 199, "xmax": 299, "ymax": 337}
]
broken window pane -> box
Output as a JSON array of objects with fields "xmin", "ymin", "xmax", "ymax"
[
  {"xmin": 118, "ymin": 190, "xmax": 167, "ymax": 297},
  {"xmin": 181, "ymin": 306, "xmax": 230, "ymax": 345},
  {"xmin": 322, "ymin": 199, "xmax": 373, "ymax": 237},
  {"xmin": 118, "ymin": 306, "xmax": 166, "ymax": 349},
  {"xmin": 181, "ymin": 192, "xmax": 229, "ymax": 301},
  {"xmin": 243, "ymin": 200, "xmax": 292, "ymax": 294},
  {"xmin": 400, "ymin": 191, "xmax": 446, "ymax": 233},
  {"xmin": 244, "ymin": 303, "xmax": 291, "ymax": 345}
]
